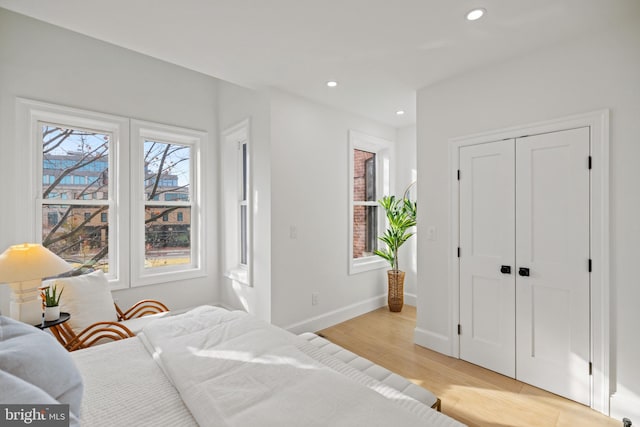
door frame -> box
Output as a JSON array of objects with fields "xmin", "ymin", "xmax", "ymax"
[{"xmin": 448, "ymin": 110, "xmax": 610, "ymax": 414}]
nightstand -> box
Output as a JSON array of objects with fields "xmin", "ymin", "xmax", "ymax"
[{"xmin": 34, "ymin": 312, "xmax": 70, "ymax": 330}]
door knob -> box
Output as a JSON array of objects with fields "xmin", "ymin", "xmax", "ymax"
[
  {"xmin": 500, "ymin": 265, "xmax": 511, "ymax": 274},
  {"xmin": 518, "ymin": 267, "xmax": 530, "ymax": 277}
]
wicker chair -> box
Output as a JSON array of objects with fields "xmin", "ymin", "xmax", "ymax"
[
  {"xmin": 50, "ymin": 299, "xmax": 169, "ymax": 351},
  {"xmin": 44, "ymin": 270, "xmax": 170, "ymax": 351}
]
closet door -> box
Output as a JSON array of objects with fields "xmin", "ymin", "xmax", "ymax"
[
  {"xmin": 459, "ymin": 140, "xmax": 516, "ymax": 377},
  {"xmin": 515, "ymin": 127, "xmax": 591, "ymax": 405}
]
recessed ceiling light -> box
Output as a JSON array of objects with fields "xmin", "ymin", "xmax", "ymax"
[
  {"xmin": 326, "ymin": 81, "xmax": 338, "ymax": 88},
  {"xmin": 466, "ymin": 8, "xmax": 486, "ymax": 21},
  {"xmin": 396, "ymin": 110, "xmax": 405, "ymax": 116}
]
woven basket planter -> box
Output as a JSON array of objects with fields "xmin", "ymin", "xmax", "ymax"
[{"xmin": 387, "ymin": 270, "xmax": 405, "ymax": 312}]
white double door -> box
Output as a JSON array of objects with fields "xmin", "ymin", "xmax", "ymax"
[{"xmin": 458, "ymin": 127, "xmax": 591, "ymax": 405}]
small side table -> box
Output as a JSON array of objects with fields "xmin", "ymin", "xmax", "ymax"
[{"xmin": 34, "ymin": 312, "xmax": 70, "ymax": 330}]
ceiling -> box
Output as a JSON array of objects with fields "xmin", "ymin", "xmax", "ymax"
[{"xmin": 1, "ymin": 0, "xmax": 638, "ymax": 127}]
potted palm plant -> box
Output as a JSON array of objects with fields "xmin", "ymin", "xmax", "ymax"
[
  {"xmin": 41, "ymin": 284, "xmax": 63, "ymax": 321},
  {"xmin": 374, "ymin": 195, "xmax": 417, "ymax": 312}
]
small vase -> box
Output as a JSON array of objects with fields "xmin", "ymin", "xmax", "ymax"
[{"xmin": 44, "ymin": 305, "xmax": 60, "ymax": 322}]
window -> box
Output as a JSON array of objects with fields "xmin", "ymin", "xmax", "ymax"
[
  {"xmin": 222, "ymin": 119, "xmax": 251, "ymax": 285},
  {"xmin": 131, "ymin": 119, "xmax": 204, "ymax": 286},
  {"xmin": 239, "ymin": 141, "xmax": 248, "ymax": 266},
  {"xmin": 21, "ymin": 99, "xmax": 206, "ymax": 289},
  {"xmin": 348, "ymin": 131, "xmax": 392, "ymax": 274},
  {"xmin": 37, "ymin": 118, "xmax": 116, "ymax": 275}
]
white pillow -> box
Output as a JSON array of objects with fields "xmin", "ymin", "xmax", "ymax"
[{"xmin": 54, "ymin": 270, "xmax": 118, "ymax": 335}]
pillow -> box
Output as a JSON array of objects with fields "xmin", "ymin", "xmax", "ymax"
[
  {"xmin": 52, "ymin": 270, "xmax": 118, "ymax": 335},
  {"xmin": 0, "ymin": 316, "xmax": 83, "ymax": 425}
]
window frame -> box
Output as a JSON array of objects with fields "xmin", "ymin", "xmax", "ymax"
[
  {"xmin": 348, "ymin": 130, "xmax": 393, "ymax": 275},
  {"xmin": 19, "ymin": 98, "xmax": 130, "ymax": 289},
  {"xmin": 130, "ymin": 119, "xmax": 206, "ymax": 287},
  {"xmin": 221, "ymin": 119, "xmax": 252, "ymax": 286},
  {"xmin": 19, "ymin": 99, "xmax": 207, "ymax": 290}
]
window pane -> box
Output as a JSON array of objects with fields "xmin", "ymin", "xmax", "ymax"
[
  {"xmin": 353, "ymin": 149, "xmax": 376, "ymax": 201},
  {"xmin": 240, "ymin": 204, "xmax": 248, "ymax": 265},
  {"xmin": 144, "ymin": 140, "xmax": 190, "ymax": 202},
  {"xmin": 145, "ymin": 206, "xmax": 191, "ymax": 268},
  {"xmin": 353, "ymin": 205, "xmax": 378, "ymax": 259},
  {"xmin": 241, "ymin": 142, "xmax": 248, "ymax": 202},
  {"xmin": 42, "ymin": 205, "xmax": 109, "ymax": 272},
  {"xmin": 42, "ymin": 125, "xmax": 110, "ymax": 201}
]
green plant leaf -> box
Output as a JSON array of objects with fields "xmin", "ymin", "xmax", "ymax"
[{"xmin": 372, "ymin": 192, "xmax": 418, "ymax": 271}]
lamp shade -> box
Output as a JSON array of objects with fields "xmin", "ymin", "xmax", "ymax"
[{"xmin": 0, "ymin": 243, "xmax": 72, "ymax": 283}]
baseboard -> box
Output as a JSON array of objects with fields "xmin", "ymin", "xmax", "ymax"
[
  {"xmin": 414, "ymin": 326, "xmax": 453, "ymax": 357},
  {"xmin": 610, "ymin": 388, "xmax": 640, "ymax": 423},
  {"xmin": 284, "ymin": 294, "xmax": 387, "ymax": 334},
  {"xmin": 404, "ymin": 292, "xmax": 417, "ymax": 306}
]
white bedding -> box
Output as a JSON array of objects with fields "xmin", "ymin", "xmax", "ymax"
[
  {"xmin": 72, "ymin": 337, "xmax": 197, "ymax": 427},
  {"xmin": 141, "ymin": 305, "xmax": 465, "ymax": 427}
]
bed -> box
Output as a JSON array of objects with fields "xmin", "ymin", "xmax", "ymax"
[{"xmin": 1, "ymin": 306, "xmax": 465, "ymax": 426}]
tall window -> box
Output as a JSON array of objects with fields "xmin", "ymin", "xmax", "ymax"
[
  {"xmin": 37, "ymin": 119, "xmax": 117, "ymax": 275},
  {"xmin": 239, "ymin": 141, "xmax": 248, "ymax": 266},
  {"xmin": 349, "ymin": 131, "xmax": 392, "ymax": 274},
  {"xmin": 131, "ymin": 120, "xmax": 204, "ymax": 285},
  {"xmin": 222, "ymin": 119, "xmax": 251, "ymax": 285},
  {"xmin": 353, "ymin": 149, "xmax": 378, "ymax": 258}
]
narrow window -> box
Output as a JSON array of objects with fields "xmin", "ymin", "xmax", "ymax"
[
  {"xmin": 349, "ymin": 131, "xmax": 392, "ymax": 274},
  {"xmin": 221, "ymin": 119, "xmax": 251, "ymax": 285},
  {"xmin": 239, "ymin": 141, "xmax": 248, "ymax": 266},
  {"xmin": 353, "ymin": 149, "xmax": 378, "ymax": 259}
]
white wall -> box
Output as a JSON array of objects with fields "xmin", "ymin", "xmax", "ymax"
[
  {"xmin": 415, "ymin": 22, "xmax": 640, "ymax": 421},
  {"xmin": 396, "ymin": 125, "xmax": 417, "ymax": 304},
  {"xmin": 269, "ymin": 90, "xmax": 398, "ymax": 332},
  {"xmin": 0, "ymin": 9, "xmax": 219, "ymax": 313},
  {"xmin": 217, "ymin": 81, "xmax": 272, "ymax": 322}
]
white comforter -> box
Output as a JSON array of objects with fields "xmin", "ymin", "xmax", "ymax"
[{"xmin": 142, "ymin": 306, "xmax": 464, "ymax": 427}]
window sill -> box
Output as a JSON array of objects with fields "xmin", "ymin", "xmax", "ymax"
[
  {"xmin": 349, "ymin": 257, "xmax": 388, "ymax": 275},
  {"xmin": 132, "ymin": 266, "xmax": 207, "ymax": 288},
  {"xmin": 225, "ymin": 267, "xmax": 250, "ymax": 286}
]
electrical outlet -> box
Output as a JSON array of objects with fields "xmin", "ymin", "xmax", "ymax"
[
  {"xmin": 290, "ymin": 226, "xmax": 298, "ymax": 239},
  {"xmin": 311, "ymin": 292, "xmax": 319, "ymax": 306}
]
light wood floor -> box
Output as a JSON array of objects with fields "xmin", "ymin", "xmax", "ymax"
[{"xmin": 318, "ymin": 305, "xmax": 618, "ymax": 427}]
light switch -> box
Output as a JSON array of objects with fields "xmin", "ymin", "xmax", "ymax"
[{"xmin": 426, "ymin": 226, "xmax": 437, "ymax": 241}]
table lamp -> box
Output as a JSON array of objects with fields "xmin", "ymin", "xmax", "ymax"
[{"xmin": 0, "ymin": 243, "xmax": 72, "ymax": 324}]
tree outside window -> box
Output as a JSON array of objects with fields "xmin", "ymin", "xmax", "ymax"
[
  {"xmin": 41, "ymin": 125, "xmax": 194, "ymax": 273},
  {"xmin": 41, "ymin": 124, "xmax": 111, "ymax": 271}
]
